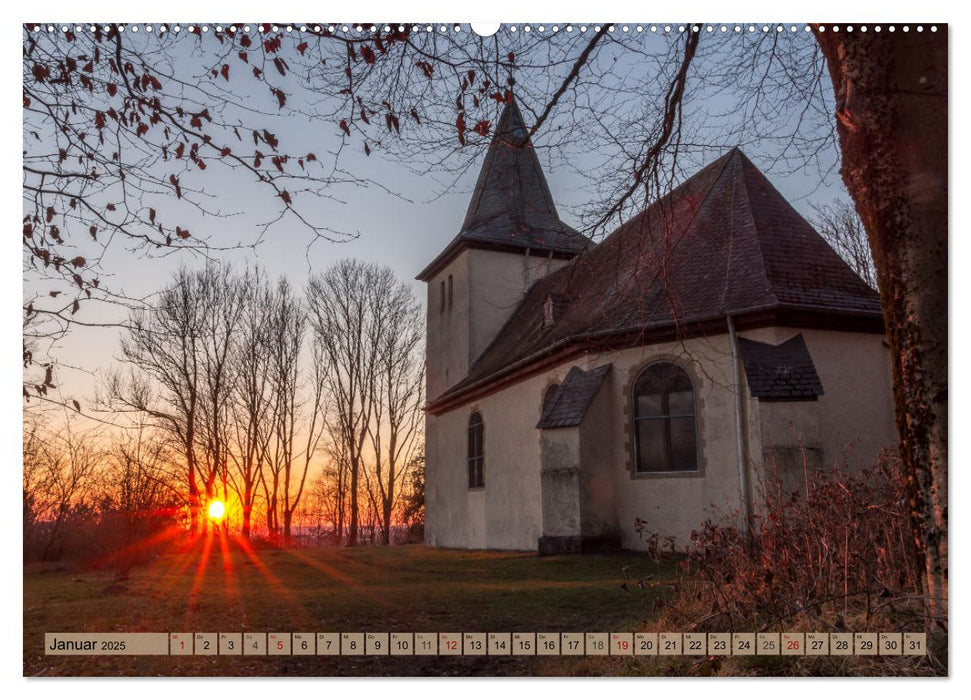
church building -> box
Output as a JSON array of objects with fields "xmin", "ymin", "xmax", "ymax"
[{"xmin": 417, "ymin": 98, "xmax": 897, "ymax": 553}]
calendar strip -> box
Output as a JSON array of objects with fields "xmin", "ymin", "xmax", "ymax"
[{"xmin": 45, "ymin": 632, "xmax": 927, "ymax": 656}]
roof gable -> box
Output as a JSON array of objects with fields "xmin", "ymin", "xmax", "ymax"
[
  {"xmin": 737, "ymin": 334, "xmax": 824, "ymax": 400},
  {"xmin": 536, "ymin": 364, "xmax": 611, "ymax": 428}
]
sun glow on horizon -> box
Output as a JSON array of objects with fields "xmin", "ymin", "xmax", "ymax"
[{"xmin": 208, "ymin": 500, "xmax": 226, "ymax": 521}]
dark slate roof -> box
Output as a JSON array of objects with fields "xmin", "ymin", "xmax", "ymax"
[
  {"xmin": 432, "ymin": 148, "xmax": 881, "ymax": 406},
  {"xmin": 417, "ymin": 97, "xmax": 590, "ymax": 280},
  {"xmin": 736, "ymin": 334, "xmax": 823, "ymax": 399},
  {"xmin": 536, "ymin": 364, "xmax": 611, "ymax": 428}
]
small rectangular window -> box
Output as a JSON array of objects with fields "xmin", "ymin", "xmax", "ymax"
[
  {"xmin": 448, "ymin": 275, "xmax": 453, "ymax": 310},
  {"xmin": 468, "ymin": 412, "xmax": 484, "ymax": 489},
  {"xmin": 439, "ymin": 280, "xmax": 445, "ymax": 313}
]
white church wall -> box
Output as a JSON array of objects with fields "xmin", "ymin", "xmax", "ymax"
[
  {"xmin": 800, "ymin": 328, "xmax": 897, "ymax": 469},
  {"xmin": 425, "ymin": 248, "xmax": 573, "ymax": 402},
  {"xmin": 425, "ymin": 326, "xmax": 897, "ymax": 552},
  {"xmin": 424, "ymin": 370, "xmax": 554, "ymax": 550},
  {"xmin": 597, "ymin": 336, "xmax": 750, "ymax": 549},
  {"xmin": 577, "ymin": 374, "xmax": 619, "ymax": 536},
  {"xmin": 540, "ymin": 427, "xmax": 582, "ymax": 537},
  {"xmin": 425, "ymin": 253, "xmax": 471, "ymax": 400},
  {"xmin": 467, "ymin": 248, "xmax": 571, "ymax": 361}
]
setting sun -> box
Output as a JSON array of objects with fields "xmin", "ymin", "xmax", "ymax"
[{"xmin": 208, "ymin": 500, "xmax": 226, "ymax": 521}]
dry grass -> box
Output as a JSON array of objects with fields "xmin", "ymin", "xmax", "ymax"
[
  {"xmin": 639, "ymin": 452, "xmax": 945, "ymax": 676},
  {"xmin": 24, "ymin": 537, "xmax": 675, "ymax": 676},
  {"xmin": 25, "ymin": 510, "xmax": 941, "ymax": 677}
]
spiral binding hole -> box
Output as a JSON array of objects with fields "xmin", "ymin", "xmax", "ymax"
[{"xmin": 29, "ymin": 23, "xmax": 941, "ymax": 37}]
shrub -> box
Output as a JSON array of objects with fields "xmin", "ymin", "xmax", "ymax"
[{"xmin": 640, "ymin": 450, "xmax": 937, "ymax": 673}]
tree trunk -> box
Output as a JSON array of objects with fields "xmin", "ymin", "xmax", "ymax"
[
  {"xmin": 187, "ymin": 480, "xmax": 200, "ymax": 535},
  {"xmin": 348, "ymin": 459, "xmax": 359, "ymax": 546},
  {"xmin": 816, "ymin": 26, "xmax": 947, "ymax": 660},
  {"xmin": 242, "ymin": 485, "xmax": 252, "ymax": 538},
  {"xmin": 382, "ymin": 475, "xmax": 393, "ymax": 545}
]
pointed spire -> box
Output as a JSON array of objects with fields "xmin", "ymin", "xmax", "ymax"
[
  {"xmin": 459, "ymin": 95, "xmax": 587, "ymax": 250},
  {"xmin": 417, "ymin": 95, "xmax": 589, "ymax": 281}
]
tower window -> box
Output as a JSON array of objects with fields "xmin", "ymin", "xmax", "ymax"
[
  {"xmin": 448, "ymin": 274, "xmax": 453, "ymax": 310},
  {"xmin": 440, "ymin": 280, "xmax": 446, "ymax": 313},
  {"xmin": 468, "ymin": 411, "xmax": 484, "ymax": 489}
]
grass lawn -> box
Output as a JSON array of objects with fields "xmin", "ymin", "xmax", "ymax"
[{"xmin": 24, "ymin": 535, "xmax": 681, "ymax": 677}]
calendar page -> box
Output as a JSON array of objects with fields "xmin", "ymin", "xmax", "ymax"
[{"xmin": 20, "ymin": 1, "xmax": 950, "ymax": 682}]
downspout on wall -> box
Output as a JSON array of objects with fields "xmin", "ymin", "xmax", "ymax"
[
  {"xmin": 523, "ymin": 247, "xmax": 532, "ymax": 293},
  {"xmin": 727, "ymin": 315, "xmax": 753, "ymax": 531}
]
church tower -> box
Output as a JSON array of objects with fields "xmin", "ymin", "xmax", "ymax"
[{"xmin": 417, "ymin": 97, "xmax": 589, "ymax": 400}]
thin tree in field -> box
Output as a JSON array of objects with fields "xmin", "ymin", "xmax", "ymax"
[
  {"xmin": 103, "ymin": 422, "xmax": 182, "ymax": 575},
  {"xmin": 229, "ymin": 268, "xmax": 275, "ymax": 538},
  {"xmin": 318, "ymin": 431, "xmax": 352, "ymax": 542},
  {"xmin": 306, "ymin": 260, "xmax": 385, "ymax": 547},
  {"xmin": 196, "ymin": 265, "xmax": 247, "ymax": 527},
  {"xmin": 265, "ymin": 278, "xmax": 326, "ymax": 541},
  {"xmin": 109, "ymin": 267, "xmax": 205, "ymax": 531},
  {"xmin": 364, "ymin": 269, "xmax": 424, "ymax": 545},
  {"xmin": 36, "ymin": 421, "xmax": 101, "ymax": 561},
  {"xmin": 22, "ymin": 418, "xmax": 47, "ymax": 552},
  {"xmin": 110, "ymin": 263, "xmax": 242, "ymax": 531}
]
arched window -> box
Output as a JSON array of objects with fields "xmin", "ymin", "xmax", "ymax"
[
  {"xmin": 632, "ymin": 363, "xmax": 698, "ymax": 473},
  {"xmin": 448, "ymin": 274, "xmax": 454, "ymax": 310},
  {"xmin": 439, "ymin": 280, "xmax": 446, "ymax": 313},
  {"xmin": 468, "ymin": 411, "xmax": 484, "ymax": 488}
]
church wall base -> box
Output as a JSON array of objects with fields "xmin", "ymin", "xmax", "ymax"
[{"xmin": 537, "ymin": 534, "xmax": 621, "ymax": 556}]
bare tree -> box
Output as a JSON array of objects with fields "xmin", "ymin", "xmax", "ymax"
[
  {"xmin": 295, "ymin": 470, "xmax": 335, "ymax": 546},
  {"xmin": 264, "ymin": 278, "xmax": 326, "ymax": 541},
  {"xmin": 308, "ymin": 262, "xmax": 423, "ymax": 546},
  {"xmin": 812, "ymin": 200, "xmax": 877, "ymax": 290},
  {"xmin": 318, "ymin": 431, "xmax": 352, "ymax": 542},
  {"xmin": 306, "ymin": 260, "xmax": 384, "ymax": 546},
  {"xmin": 110, "ymin": 263, "xmax": 328, "ymax": 542},
  {"xmin": 23, "ymin": 415, "xmax": 56, "ymax": 555},
  {"xmin": 33, "ymin": 421, "xmax": 102, "ymax": 561},
  {"xmin": 228, "ymin": 268, "xmax": 274, "ymax": 537},
  {"xmin": 196, "ymin": 265, "xmax": 247, "ymax": 528},
  {"xmin": 109, "ymin": 263, "xmax": 243, "ymax": 531},
  {"xmin": 22, "ymin": 24, "xmax": 359, "ymax": 405},
  {"xmin": 109, "ymin": 422, "xmax": 182, "ymax": 519},
  {"xmin": 101, "ymin": 422, "xmax": 183, "ymax": 575},
  {"xmin": 108, "ymin": 268, "xmax": 204, "ymax": 531},
  {"xmin": 364, "ymin": 269, "xmax": 424, "ymax": 544}
]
